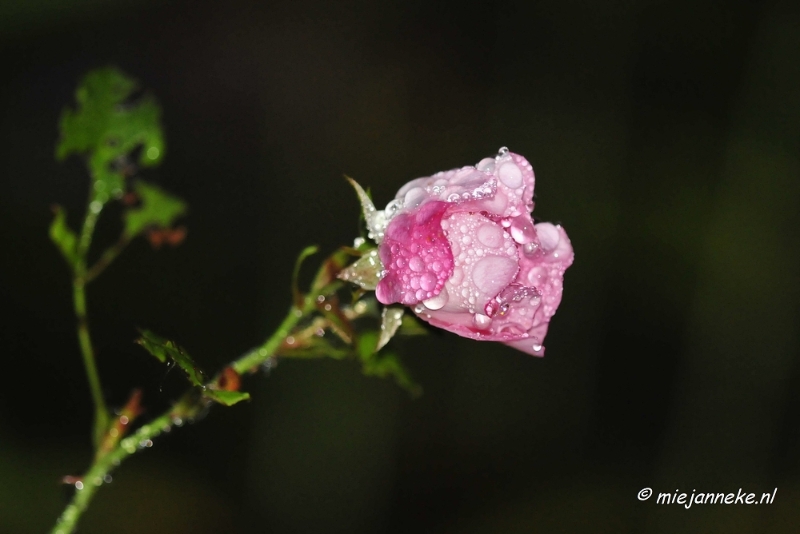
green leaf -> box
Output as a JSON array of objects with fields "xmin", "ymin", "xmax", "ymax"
[
  {"xmin": 57, "ymin": 67, "xmax": 165, "ymax": 203},
  {"xmin": 136, "ymin": 329, "xmax": 207, "ymax": 387},
  {"xmin": 123, "ymin": 180, "xmax": 187, "ymax": 238},
  {"xmin": 49, "ymin": 205, "xmax": 79, "ymax": 267},
  {"xmin": 337, "ymin": 248, "xmax": 382, "ymax": 290},
  {"xmin": 204, "ymin": 390, "xmax": 251, "ymax": 406},
  {"xmin": 291, "ymin": 245, "xmax": 319, "ymax": 307}
]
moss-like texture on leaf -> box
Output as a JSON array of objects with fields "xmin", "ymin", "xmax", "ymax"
[{"xmin": 56, "ymin": 67, "xmax": 165, "ymax": 203}]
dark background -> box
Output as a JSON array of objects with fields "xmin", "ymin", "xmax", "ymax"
[{"xmin": 2, "ymin": 0, "xmax": 799, "ymax": 532}]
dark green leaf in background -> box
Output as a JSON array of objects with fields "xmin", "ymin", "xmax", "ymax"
[
  {"xmin": 123, "ymin": 180, "xmax": 187, "ymax": 238},
  {"xmin": 356, "ymin": 331, "xmax": 420, "ymax": 396},
  {"xmin": 56, "ymin": 67, "xmax": 165, "ymax": 204},
  {"xmin": 48, "ymin": 205, "xmax": 79, "ymax": 268}
]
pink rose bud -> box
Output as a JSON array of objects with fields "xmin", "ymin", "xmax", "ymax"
[{"xmin": 369, "ymin": 148, "xmax": 573, "ymax": 356}]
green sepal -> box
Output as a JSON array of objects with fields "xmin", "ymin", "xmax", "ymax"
[
  {"xmin": 49, "ymin": 205, "xmax": 79, "ymax": 268},
  {"xmin": 204, "ymin": 390, "xmax": 251, "ymax": 406},
  {"xmin": 136, "ymin": 329, "xmax": 207, "ymax": 387},
  {"xmin": 57, "ymin": 67, "xmax": 165, "ymax": 203},
  {"xmin": 124, "ymin": 180, "xmax": 187, "ymax": 238},
  {"xmin": 376, "ymin": 305, "xmax": 404, "ymax": 351},
  {"xmin": 337, "ymin": 248, "xmax": 382, "ymax": 290}
]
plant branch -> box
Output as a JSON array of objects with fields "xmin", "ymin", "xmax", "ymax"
[
  {"xmin": 50, "ymin": 394, "xmax": 190, "ymax": 534},
  {"xmin": 86, "ymin": 234, "xmax": 131, "ymax": 283},
  {"xmin": 74, "ymin": 196, "xmax": 110, "ymax": 448},
  {"xmin": 50, "ymin": 294, "xmax": 318, "ymax": 534}
]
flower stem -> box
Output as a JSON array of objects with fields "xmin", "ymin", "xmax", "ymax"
[
  {"xmin": 74, "ymin": 199, "xmax": 110, "ymax": 448},
  {"xmin": 50, "ymin": 298, "xmax": 316, "ymax": 534},
  {"xmin": 232, "ymin": 298, "xmax": 313, "ymax": 375},
  {"xmin": 50, "ymin": 405, "xmax": 178, "ymax": 534},
  {"xmin": 73, "ymin": 278, "xmax": 109, "ymax": 448}
]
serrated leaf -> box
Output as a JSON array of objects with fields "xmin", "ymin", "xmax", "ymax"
[
  {"xmin": 57, "ymin": 67, "xmax": 165, "ymax": 202},
  {"xmin": 124, "ymin": 180, "xmax": 187, "ymax": 238},
  {"xmin": 337, "ymin": 249, "xmax": 382, "ymax": 290},
  {"xmin": 49, "ymin": 206, "xmax": 79, "ymax": 267},
  {"xmin": 377, "ymin": 306, "xmax": 404, "ymax": 351},
  {"xmin": 137, "ymin": 329, "xmax": 206, "ymax": 386},
  {"xmin": 204, "ymin": 390, "xmax": 250, "ymax": 406}
]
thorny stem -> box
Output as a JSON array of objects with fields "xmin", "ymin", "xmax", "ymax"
[{"xmin": 50, "ymin": 297, "xmax": 318, "ymax": 534}]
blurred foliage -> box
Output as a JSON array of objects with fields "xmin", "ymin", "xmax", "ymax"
[
  {"xmin": 49, "ymin": 205, "xmax": 79, "ymax": 267},
  {"xmin": 123, "ymin": 180, "xmax": 186, "ymax": 238},
  {"xmin": 56, "ymin": 67, "xmax": 164, "ymax": 204}
]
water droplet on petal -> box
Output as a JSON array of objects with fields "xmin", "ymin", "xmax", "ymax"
[
  {"xmin": 476, "ymin": 223, "xmax": 503, "ymax": 248},
  {"xmin": 498, "ymin": 162, "xmax": 522, "ymax": 188},
  {"xmin": 473, "ymin": 313, "xmax": 492, "ymax": 329},
  {"xmin": 476, "ymin": 157, "xmax": 495, "ymax": 172},
  {"xmin": 423, "ymin": 287, "xmax": 449, "ymax": 310}
]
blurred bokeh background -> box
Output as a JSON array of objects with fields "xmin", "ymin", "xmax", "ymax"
[{"xmin": 1, "ymin": 0, "xmax": 799, "ymax": 532}]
